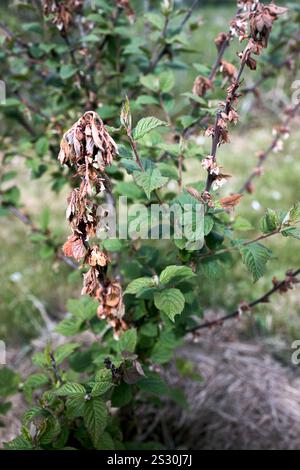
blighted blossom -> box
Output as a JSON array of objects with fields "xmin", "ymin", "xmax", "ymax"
[
  {"xmin": 116, "ymin": 0, "xmax": 135, "ymax": 23},
  {"xmin": 58, "ymin": 111, "xmax": 118, "ymax": 171},
  {"xmin": 59, "ymin": 112, "xmax": 126, "ymax": 337},
  {"xmin": 43, "ymin": 0, "xmax": 83, "ymax": 34},
  {"xmin": 192, "ymin": 76, "xmax": 212, "ymax": 98}
]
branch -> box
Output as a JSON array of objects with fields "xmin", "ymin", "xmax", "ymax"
[
  {"xmin": 198, "ymin": 220, "xmax": 300, "ymax": 262},
  {"xmin": 3, "ymin": 202, "xmax": 78, "ymax": 270},
  {"xmin": 238, "ymin": 101, "xmax": 300, "ymax": 194},
  {"xmin": 205, "ymin": 60, "xmax": 246, "ymax": 192},
  {"xmin": 145, "ymin": 0, "xmax": 200, "ymax": 75},
  {"xmin": 186, "ymin": 267, "xmax": 300, "ymax": 333}
]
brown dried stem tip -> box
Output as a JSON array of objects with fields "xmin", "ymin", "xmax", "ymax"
[
  {"xmin": 203, "ymin": 1, "xmax": 287, "ymax": 194},
  {"xmin": 59, "ymin": 111, "xmax": 126, "ymax": 338},
  {"xmin": 43, "ymin": 0, "xmax": 84, "ymax": 34}
]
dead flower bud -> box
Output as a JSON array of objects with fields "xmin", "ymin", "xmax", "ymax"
[
  {"xmin": 43, "ymin": 0, "xmax": 83, "ymax": 34},
  {"xmin": 220, "ymin": 60, "xmax": 237, "ymax": 81},
  {"xmin": 230, "ymin": 17, "xmax": 248, "ymax": 42},
  {"xmin": 219, "ymin": 193, "xmax": 243, "ymax": 210},
  {"xmin": 116, "ymin": 0, "xmax": 135, "ymax": 23},
  {"xmin": 58, "ymin": 111, "xmax": 118, "ymax": 171},
  {"xmin": 272, "ymin": 139, "xmax": 283, "ymax": 153},
  {"xmin": 63, "ymin": 234, "xmax": 86, "ymax": 260},
  {"xmin": 214, "ymin": 32, "xmax": 228, "ymax": 51},
  {"xmin": 211, "ymin": 174, "xmax": 231, "ymax": 191},
  {"xmin": 245, "ymin": 181, "xmax": 255, "ymax": 194},
  {"xmin": 253, "ymin": 167, "xmax": 264, "ymax": 176},
  {"xmin": 186, "ymin": 186, "xmax": 203, "ymax": 202},
  {"xmin": 237, "ymin": 301, "xmax": 251, "ymax": 317},
  {"xmin": 250, "ymin": 3, "xmax": 287, "ymax": 49},
  {"xmin": 81, "ymin": 267, "xmax": 101, "ymax": 298},
  {"xmin": 87, "ymin": 246, "xmax": 110, "ymax": 267},
  {"xmin": 204, "ymin": 126, "xmax": 215, "ymax": 138},
  {"xmin": 272, "ymin": 272, "xmax": 300, "ymax": 294},
  {"xmin": 201, "ymin": 155, "xmax": 214, "ymax": 170},
  {"xmin": 192, "ymin": 76, "xmax": 212, "ymax": 98}
]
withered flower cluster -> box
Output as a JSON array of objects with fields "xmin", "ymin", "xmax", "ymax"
[
  {"xmin": 116, "ymin": 0, "xmax": 135, "ymax": 23},
  {"xmin": 202, "ymin": 1, "xmax": 287, "ymax": 193},
  {"xmin": 59, "ymin": 111, "xmax": 127, "ymax": 338},
  {"xmin": 192, "ymin": 76, "xmax": 212, "ymax": 98},
  {"xmin": 192, "ymin": 0, "xmax": 259, "ymax": 98},
  {"xmin": 43, "ymin": 0, "xmax": 84, "ymax": 34},
  {"xmin": 272, "ymin": 270, "xmax": 300, "ymax": 294}
]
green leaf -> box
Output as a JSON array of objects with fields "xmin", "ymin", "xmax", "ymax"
[
  {"xmin": 260, "ymin": 209, "xmax": 280, "ymax": 234},
  {"xmin": 134, "ymin": 168, "xmax": 168, "ymax": 199},
  {"xmin": 204, "ymin": 215, "xmax": 214, "ymax": 236},
  {"xmin": 92, "ymin": 370, "xmax": 112, "ymax": 397},
  {"xmin": 84, "ymin": 397, "xmax": 108, "ymax": 446},
  {"xmin": 24, "ymin": 373, "xmax": 49, "ymax": 389},
  {"xmin": 3, "ymin": 435, "xmax": 33, "ymax": 450},
  {"xmin": 117, "ymin": 329, "xmax": 137, "ymax": 354},
  {"xmin": 281, "ymin": 226, "xmax": 300, "ymax": 240},
  {"xmin": 151, "ymin": 331, "xmax": 182, "ymax": 365},
  {"xmin": 240, "ymin": 243, "xmax": 272, "ymax": 282},
  {"xmin": 135, "ymin": 95, "xmax": 159, "ymax": 106},
  {"xmin": 55, "ymin": 317, "xmax": 82, "ymax": 336},
  {"xmin": 232, "ymin": 216, "xmax": 253, "ymax": 231},
  {"xmin": 154, "ymin": 288, "xmax": 185, "ymax": 321},
  {"xmin": 159, "ymin": 70, "xmax": 175, "ymax": 93},
  {"xmin": 159, "ymin": 265, "xmax": 195, "ymax": 285},
  {"xmin": 156, "ymin": 162, "xmax": 178, "ymax": 179},
  {"xmin": 283, "ymin": 202, "xmax": 300, "ymax": 225},
  {"xmin": 60, "ymin": 64, "xmax": 77, "ymax": 80},
  {"xmin": 91, "ymin": 381, "xmax": 112, "ymax": 397},
  {"xmin": 199, "ymin": 258, "xmax": 223, "ymax": 280},
  {"xmin": 125, "ymin": 277, "xmax": 155, "ymax": 294},
  {"xmin": 145, "ymin": 12, "xmax": 165, "ymax": 30},
  {"xmin": 95, "ymin": 431, "xmax": 115, "ymax": 450},
  {"xmin": 138, "ymin": 372, "xmax": 169, "ymax": 395},
  {"xmin": 0, "ymin": 368, "xmax": 20, "ymax": 397},
  {"xmin": 114, "ymin": 182, "xmax": 144, "ymax": 199},
  {"xmin": 139, "ymin": 74, "xmax": 160, "ymax": 92},
  {"xmin": 39, "ymin": 207, "xmax": 50, "ymax": 231},
  {"xmin": 35, "ymin": 137, "xmax": 49, "ymax": 157},
  {"xmin": 66, "ymin": 396, "xmax": 85, "ymax": 419},
  {"xmin": 111, "ymin": 383, "xmax": 132, "ymax": 407},
  {"xmin": 67, "ymin": 297, "xmax": 97, "ymax": 322},
  {"xmin": 54, "ymin": 343, "xmax": 80, "ymax": 365},
  {"xmin": 55, "ymin": 382, "xmax": 86, "ymax": 397},
  {"xmin": 2, "ymin": 186, "xmax": 20, "ymax": 206},
  {"xmin": 133, "ymin": 117, "xmax": 167, "ymax": 140}
]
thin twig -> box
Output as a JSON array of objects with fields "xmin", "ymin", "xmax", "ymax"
[
  {"xmin": 4, "ymin": 203, "xmax": 78, "ymax": 270},
  {"xmin": 186, "ymin": 267, "xmax": 300, "ymax": 333},
  {"xmin": 238, "ymin": 101, "xmax": 300, "ymax": 194}
]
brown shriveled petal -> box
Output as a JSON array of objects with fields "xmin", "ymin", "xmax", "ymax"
[
  {"xmin": 245, "ymin": 181, "xmax": 255, "ymax": 194},
  {"xmin": 58, "ymin": 111, "xmax": 118, "ymax": 171},
  {"xmin": 87, "ymin": 245, "xmax": 110, "ymax": 267},
  {"xmin": 43, "ymin": 0, "xmax": 84, "ymax": 33},
  {"xmin": 81, "ymin": 267, "xmax": 101, "ymax": 298},
  {"xmin": 185, "ymin": 186, "xmax": 203, "ymax": 202},
  {"xmin": 214, "ymin": 32, "xmax": 228, "ymax": 51},
  {"xmin": 219, "ymin": 193, "xmax": 243, "ymax": 210},
  {"xmin": 249, "ymin": 3, "xmax": 287, "ymax": 48},
  {"xmin": 220, "ymin": 60, "xmax": 237, "ymax": 80},
  {"xmin": 192, "ymin": 76, "xmax": 212, "ymax": 98},
  {"xmin": 96, "ymin": 281, "xmax": 127, "ymax": 337},
  {"xmin": 63, "ymin": 234, "xmax": 86, "ymax": 260},
  {"xmin": 116, "ymin": 0, "xmax": 135, "ymax": 23}
]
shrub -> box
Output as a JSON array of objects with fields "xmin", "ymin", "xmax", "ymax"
[{"xmin": 0, "ymin": 0, "xmax": 300, "ymax": 450}]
